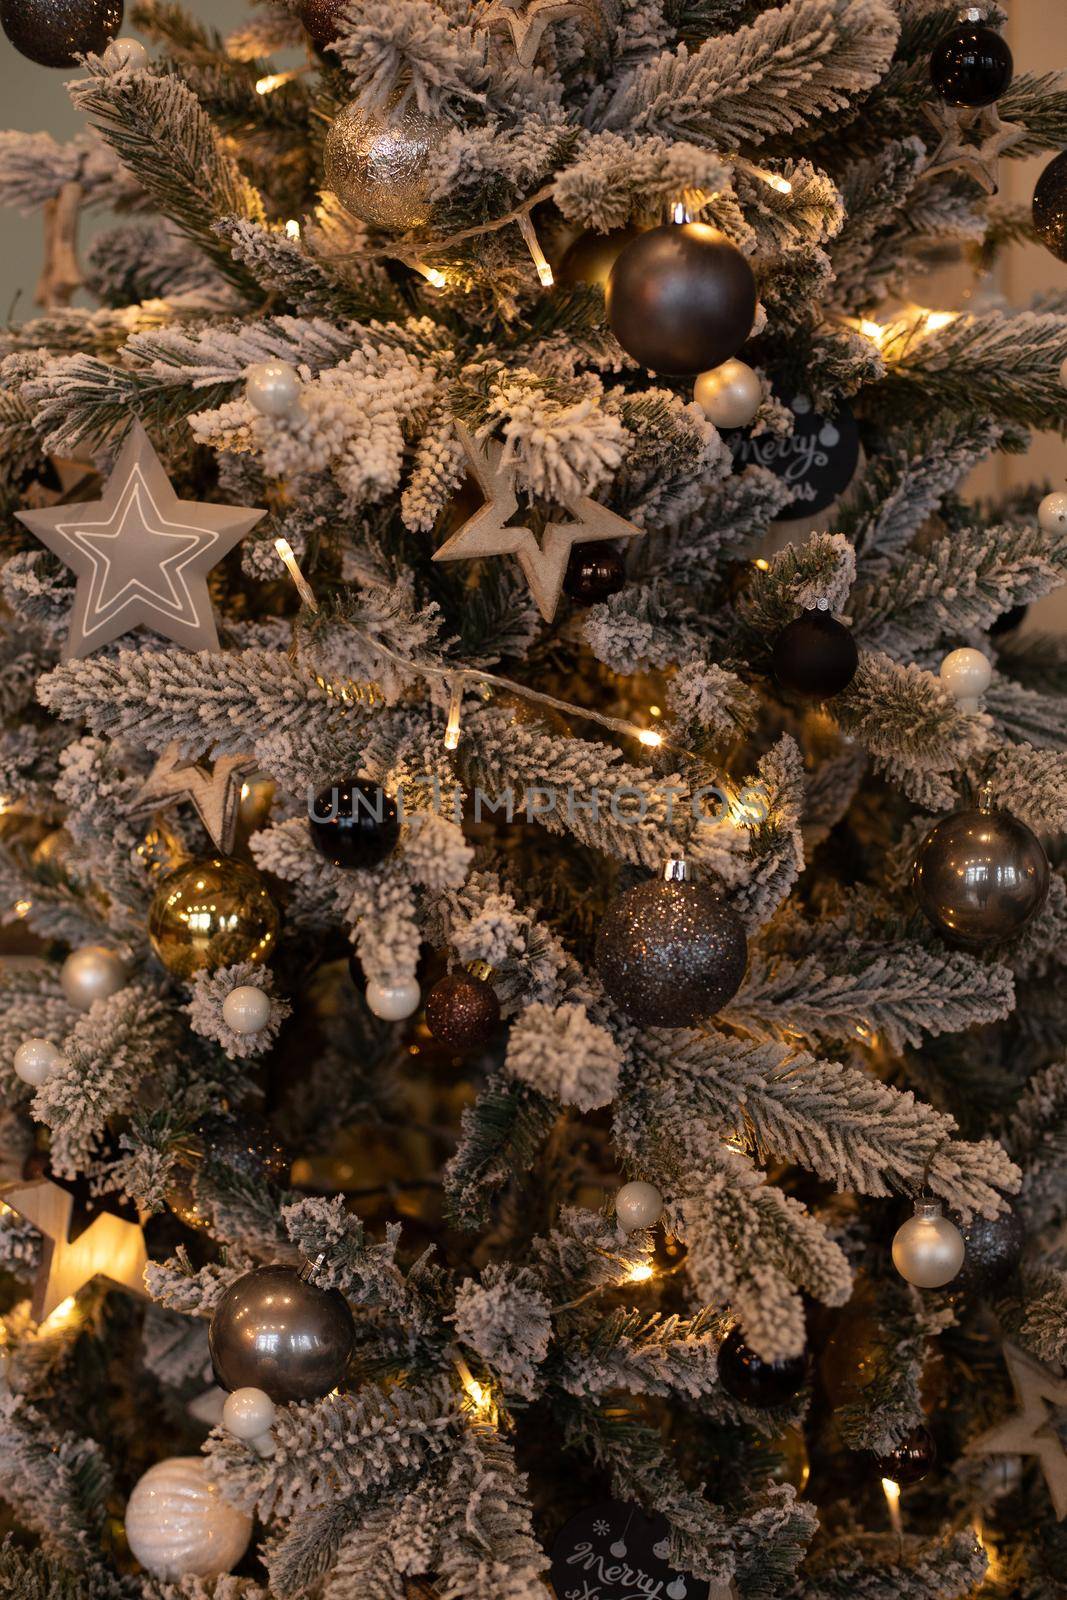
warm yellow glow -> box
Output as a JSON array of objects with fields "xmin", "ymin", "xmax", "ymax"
[
  {"xmin": 444, "ymin": 679, "xmax": 465, "ymax": 751},
  {"xmin": 629, "ymin": 1262, "xmax": 654, "ymax": 1283},
  {"xmin": 753, "ymin": 557, "xmax": 770, "ymax": 571},
  {"xmin": 0, "ymin": 796, "xmax": 12, "ymax": 815},
  {"xmin": 516, "ymin": 212, "xmax": 554, "ymax": 287},
  {"xmin": 414, "ymin": 261, "xmax": 447, "ymax": 288},
  {"xmin": 285, "ymin": 219, "xmax": 301, "ymax": 241},
  {"xmin": 757, "ymin": 169, "xmax": 793, "ymax": 194},
  {"xmin": 882, "ymin": 1477, "xmax": 903, "ymax": 1538},
  {"xmin": 274, "ymin": 537, "xmax": 319, "ymax": 612},
  {"xmin": 40, "ymin": 1295, "xmax": 78, "ymax": 1332},
  {"xmin": 454, "ymin": 1354, "xmax": 498, "ymax": 1424},
  {"xmin": 637, "ymin": 729, "xmax": 663, "ymax": 748},
  {"xmin": 256, "ymin": 71, "xmax": 296, "ymax": 95},
  {"xmin": 13, "ymin": 898, "xmax": 31, "ymax": 919},
  {"xmin": 918, "ymin": 308, "xmax": 957, "ymax": 333},
  {"xmin": 648, "ymin": 705, "xmax": 662, "ymax": 718},
  {"xmin": 860, "ymin": 318, "xmax": 888, "ymax": 346}
]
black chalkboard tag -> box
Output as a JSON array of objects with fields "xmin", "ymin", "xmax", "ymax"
[
  {"xmin": 549, "ymin": 1500, "xmax": 711, "ymax": 1599},
  {"xmin": 728, "ymin": 389, "xmax": 859, "ymax": 520}
]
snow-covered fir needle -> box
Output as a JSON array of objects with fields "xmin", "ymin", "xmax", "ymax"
[
  {"xmin": 516, "ymin": 213, "xmax": 553, "ymax": 286},
  {"xmin": 274, "ymin": 538, "xmax": 319, "ymax": 612}
]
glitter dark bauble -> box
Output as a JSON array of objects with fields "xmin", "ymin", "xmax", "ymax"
[
  {"xmin": 324, "ymin": 98, "xmax": 438, "ymax": 232},
  {"xmin": 595, "ymin": 876, "xmax": 748, "ymax": 1029},
  {"xmin": 930, "ymin": 23, "xmax": 1013, "ymax": 107},
  {"xmin": 557, "ymin": 225, "xmax": 643, "ymax": 289},
  {"xmin": 1033, "ymin": 151, "xmax": 1067, "ymax": 264},
  {"xmin": 717, "ymin": 1326, "xmax": 807, "ymax": 1409},
  {"xmin": 773, "ymin": 610, "xmax": 859, "ymax": 698},
  {"xmin": 956, "ymin": 1207, "xmax": 1026, "ymax": 1294},
  {"xmin": 209, "ymin": 1265, "xmax": 355, "ymax": 1403},
  {"xmin": 309, "ymin": 779, "xmax": 399, "ymax": 870},
  {"xmin": 605, "ymin": 222, "xmax": 757, "ymax": 377},
  {"xmin": 166, "ymin": 1112, "xmax": 288, "ymax": 1233},
  {"xmin": 563, "ymin": 545, "xmax": 626, "ymax": 605},
  {"xmin": 913, "ymin": 806, "xmax": 1049, "ymax": 946},
  {"xmin": 425, "ymin": 968, "xmax": 500, "ymax": 1050},
  {"xmin": 1, "ymin": 0, "xmax": 122, "ymax": 66},
  {"xmin": 875, "ymin": 1425, "xmax": 936, "ymax": 1486},
  {"xmin": 296, "ymin": 0, "xmax": 346, "ymax": 48}
]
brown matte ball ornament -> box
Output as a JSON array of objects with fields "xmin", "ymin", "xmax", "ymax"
[
  {"xmin": 595, "ymin": 861, "xmax": 748, "ymax": 1029},
  {"xmin": 209, "ymin": 1265, "xmax": 355, "ymax": 1403},
  {"xmin": 324, "ymin": 98, "xmax": 439, "ymax": 232},
  {"xmin": 1033, "ymin": 151, "xmax": 1067, "ymax": 264},
  {"xmin": 1, "ymin": 0, "xmax": 122, "ymax": 66},
  {"xmin": 425, "ymin": 963, "xmax": 501, "ymax": 1050},
  {"xmin": 605, "ymin": 222, "xmax": 757, "ymax": 376},
  {"xmin": 773, "ymin": 609, "xmax": 859, "ymax": 698},
  {"xmin": 149, "ymin": 856, "xmax": 279, "ymax": 980},
  {"xmin": 913, "ymin": 804, "xmax": 1049, "ymax": 946}
]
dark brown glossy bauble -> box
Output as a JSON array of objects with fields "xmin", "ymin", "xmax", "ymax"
[
  {"xmin": 425, "ymin": 969, "xmax": 500, "ymax": 1050},
  {"xmin": 772, "ymin": 609, "xmax": 859, "ymax": 698},
  {"xmin": 717, "ymin": 1326, "xmax": 807, "ymax": 1409},
  {"xmin": 605, "ymin": 222, "xmax": 757, "ymax": 376},
  {"xmin": 956, "ymin": 1207, "xmax": 1026, "ymax": 1294},
  {"xmin": 875, "ymin": 1424, "xmax": 936, "ymax": 1486},
  {"xmin": 557, "ymin": 225, "xmax": 643, "ymax": 289},
  {"xmin": 1033, "ymin": 151, "xmax": 1067, "ymax": 264},
  {"xmin": 309, "ymin": 779, "xmax": 400, "ymax": 870},
  {"xmin": 209, "ymin": 1265, "xmax": 355, "ymax": 1403},
  {"xmin": 296, "ymin": 0, "xmax": 346, "ymax": 48},
  {"xmin": 596, "ymin": 877, "xmax": 748, "ymax": 1029},
  {"xmin": 563, "ymin": 545, "xmax": 626, "ymax": 605},
  {"xmin": 912, "ymin": 807, "xmax": 1049, "ymax": 945},
  {"xmin": 1, "ymin": 0, "xmax": 121, "ymax": 66},
  {"xmin": 930, "ymin": 23, "xmax": 1012, "ymax": 107}
]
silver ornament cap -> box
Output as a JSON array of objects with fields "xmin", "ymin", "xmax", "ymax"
[{"xmin": 892, "ymin": 1200, "xmax": 965, "ymax": 1288}]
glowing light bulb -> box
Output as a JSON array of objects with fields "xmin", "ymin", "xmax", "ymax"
[
  {"xmin": 881, "ymin": 1478, "xmax": 903, "ymax": 1539},
  {"xmin": 274, "ymin": 538, "xmax": 319, "ymax": 612},
  {"xmin": 285, "ymin": 219, "xmax": 301, "ymax": 241},
  {"xmin": 629, "ymin": 1263, "xmax": 654, "ymax": 1283},
  {"xmin": 414, "ymin": 261, "xmax": 447, "ymax": 288},
  {"xmin": 637, "ymin": 729, "xmax": 663, "ymax": 748}
]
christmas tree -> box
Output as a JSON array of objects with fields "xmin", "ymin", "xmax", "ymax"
[{"xmin": 0, "ymin": 0, "xmax": 1065, "ymax": 1593}]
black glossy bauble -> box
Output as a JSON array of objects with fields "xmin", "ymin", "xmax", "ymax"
[
  {"xmin": 772, "ymin": 609, "xmax": 859, "ymax": 698},
  {"xmin": 425, "ymin": 969, "xmax": 500, "ymax": 1050},
  {"xmin": 596, "ymin": 877, "xmax": 748, "ymax": 1029},
  {"xmin": 1033, "ymin": 151, "xmax": 1067, "ymax": 264},
  {"xmin": 875, "ymin": 1425, "xmax": 936, "ymax": 1486},
  {"xmin": 296, "ymin": 0, "xmax": 346, "ymax": 48},
  {"xmin": 209, "ymin": 1265, "xmax": 355, "ymax": 1403},
  {"xmin": 309, "ymin": 779, "xmax": 399, "ymax": 869},
  {"xmin": 956, "ymin": 1207, "xmax": 1026, "ymax": 1294},
  {"xmin": 930, "ymin": 24, "xmax": 1013, "ymax": 107},
  {"xmin": 717, "ymin": 1326, "xmax": 807, "ymax": 1409},
  {"xmin": 563, "ymin": 545, "xmax": 626, "ymax": 605},
  {"xmin": 1, "ymin": 0, "xmax": 122, "ymax": 66},
  {"xmin": 606, "ymin": 222, "xmax": 757, "ymax": 376}
]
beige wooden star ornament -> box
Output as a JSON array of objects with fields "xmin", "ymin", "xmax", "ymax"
[
  {"xmin": 966, "ymin": 1341, "xmax": 1067, "ymax": 1518},
  {"xmin": 922, "ymin": 102, "xmax": 1025, "ymax": 195},
  {"xmin": 433, "ymin": 423, "xmax": 642, "ymax": 623},
  {"xmin": 482, "ymin": 0, "xmax": 579, "ymax": 64},
  {"xmin": 0, "ymin": 1179, "xmax": 149, "ymax": 1323},
  {"xmin": 132, "ymin": 742, "xmax": 259, "ymax": 854}
]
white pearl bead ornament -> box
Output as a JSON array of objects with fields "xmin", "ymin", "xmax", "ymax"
[
  {"xmin": 222, "ymin": 984, "xmax": 272, "ymax": 1035},
  {"xmin": 13, "ymin": 1037, "xmax": 64, "ymax": 1087},
  {"xmin": 939, "ymin": 647, "xmax": 993, "ymax": 712},
  {"xmin": 60, "ymin": 945, "xmax": 127, "ymax": 1012},
  {"xmin": 223, "ymin": 1387, "xmax": 277, "ymax": 1456},
  {"xmin": 693, "ymin": 359, "xmax": 762, "ymax": 431},
  {"xmin": 892, "ymin": 1200, "xmax": 965, "ymax": 1288},
  {"xmin": 245, "ymin": 361, "xmax": 302, "ymax": 418},
  {"xmin": 124, "ymin": 1456, "xmax": 251, "ymax": 1580},
  {"xmin": 1038, "ymin": 491, "xmax": 1067, "ymax": 535},
  {"xmin": 615, "ymin": 1180, "xmax": 664, "ymax": 1232},
  {"xmin": 365, "ymin": 977, "xmax": 421, "ymax": 1021}
]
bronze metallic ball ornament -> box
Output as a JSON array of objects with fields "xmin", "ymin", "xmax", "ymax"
[
  {"xmin": 912, "ymin": 800, "xmax": 1049, "ymax": 946},
  {"xmin": 605, "ymin": 221, "xmax": 757, "ymax": 376},
  {"xmin": 557, "ymin": 224, "xmax": 644, "ymax": 289},
  {"xmin": 148, "ymin": 856, "xmax": 279, "ymax": 979},
  {"xmin": 209, "ymin": 1264, "xmax": 355, "ymax": 1403}
]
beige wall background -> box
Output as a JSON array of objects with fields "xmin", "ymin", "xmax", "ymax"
[{"xmin": 0, "ymin": 2, "xmax": 1065, "ymax": 630}]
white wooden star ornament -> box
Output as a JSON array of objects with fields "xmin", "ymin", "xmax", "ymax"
[
  {"xmin": 922, "ymin": 102, "xmax": 1025, "ymax": 195},
  {"xmin": 482, "ymin": 0, "xmax": 580, "ymax": 64},
  {"xmin": 0, "ymin": 1179, "xmax": 149, "ymax": 1323},
  {"xmin": 966, "ymin": 1341, "xmax": 1067, "ymax": 1518},
  {"xmin": 16, "ymin": 420, "xmax": 266, "ymax": 660},
  {"xmin": 434, "ymin": 423, "xmax": 642, "ymax": 623},
  {"xmin": 132, "ymin": 743, "xmax": 259, "ymax": 854}
]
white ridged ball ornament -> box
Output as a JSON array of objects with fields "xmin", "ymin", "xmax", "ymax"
[
  {"xmin": 939, "ymin": 647, "xmax": 993, "ymax": 711},
  {"xmin": 245, "ymin": 360, "xmax": 302, "ymax": 418},
  {"xmin": 124, "ymin": 1456, "xmax": 251, "ymax": 1580},
  {"xmin": 1038, "ymin": 491, "xmax": 1067, "ymax": 535},
  {"xmin": 222, "ymin": 984, "xmax": 271, "ymax": 1035},
  {"xmin": 60, "ymin": 945, "xmax": 127, "ymax": 1011},
  {"xmin": 615, "ymin": 1180, "xmax": 664, "ymax": 1232},
  {"xmin": 103, "ymin": 37, "xmax": 151, "ymax": 70},
  {"xmin": 892, "ymin": 1200, "xmax": 965, "ymax": 1288},
  {"xmin": 365, "ymin": 977, "xmax": 421, "ymax": 1021},
  {"xmin": 693, "ymin": 359, "xmax": 762, "ymax": 430},
  {"xmin": 13, "ymin": 1037, "xmax": 64, "ymax": 1087}
]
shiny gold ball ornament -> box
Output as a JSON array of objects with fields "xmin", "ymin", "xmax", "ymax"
[
  {"xmin": 912, "ymin": 802, "xmax": 1049, "ymax": 946},
  {"xmin": 149, "ymin": 856, "xmax": 279, "ymax": 980},
  {"xmin": 323, "ymin": 98, "xmax": 440, "ymax": 232},
  {"xmin": 557, "ymin": 225, "xmax": 644, "ymax": 289}
]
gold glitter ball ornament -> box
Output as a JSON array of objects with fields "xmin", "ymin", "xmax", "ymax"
[
  {"xmin": 323, "ymin": 98, "xmax": 440, "ymax": 232},
  {"xmin": 149, "ymin": 856, "xmax": 279, "ymax": 980}
]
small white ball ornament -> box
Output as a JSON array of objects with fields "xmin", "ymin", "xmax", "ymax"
[
  {"xmin": 13, "ymin": 1037, "xmax": 64, "ymax": 1087},
  {"xmin": 939, "ymin": 646, "xmax": 993, "ymax": 712},
  {"xmin": 222, "ymin": 984, "xmax": 272, "ymax": 1035},
  {"xmin": 60, "ymin": 945, "xmax": 127, "ymax": 1012},
  {"xmin": 124, "ymin": 1456, "xmax": 251, "ymax": 1580},
  {"xmin": 615, "ymin": 1180, "xmax": 664, "ymax": 1232},
  {"xmin": 892, "ymin": 1200, "xmax": 965, "ymax": 1288},
  {"xmin": 103, "ymin": 37, "xmax": 151, "ymax": 71},
  {"xmin": 245, "ymin": 360, "xmax": 302, "ymax": 418},
  {"xmin": 223, "ymin": 1386, "xmax": 277, "ymax": 1456},
  {"xmin": 365, "ymin": 977, "xmax": 421, "ymax": 1021},
  {"xmin": 1038, "ymin": 490, "xmax": 1067, "ymax": 535},
  {"xmin": 693, "ymin": 359, "xmax": 762, "ymax": 430}
]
